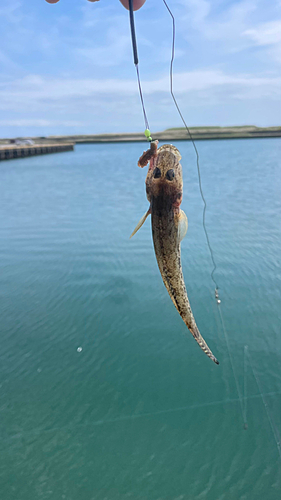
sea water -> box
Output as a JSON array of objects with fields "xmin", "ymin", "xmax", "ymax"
[{"xmin": 0, "ymin": 139, "xmax": 281, "ymax": 499}]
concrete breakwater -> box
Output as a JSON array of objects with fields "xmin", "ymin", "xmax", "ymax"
[
  {"xmin": 0, "ymin": 143, "xmax": 74, "ymax": 161},
  {"xmin": 35, "ymin": 126, "xmax": 281, "ymax": 144},
  {"xmin": 0, "ymin": 127, "xmax": 280, "ymax": 158}
]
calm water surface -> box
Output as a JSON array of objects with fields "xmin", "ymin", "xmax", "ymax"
[{"xmin": 0, "ymin": 139, "xmax": 281, "ymax": 499}]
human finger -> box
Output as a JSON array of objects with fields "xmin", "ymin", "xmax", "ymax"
[{"xmin": 119, "ymin": 0, "xmax": 147, "ymax": 11}]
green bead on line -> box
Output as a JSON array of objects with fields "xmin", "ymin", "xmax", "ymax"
[{"xmin": 144, "ymin": 129, "xmax": 152, "ymax": 141}]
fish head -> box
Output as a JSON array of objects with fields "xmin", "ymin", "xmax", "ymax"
[{"xmin": 146, "ymin": 144, "xmax": 183, "ymax": 207}]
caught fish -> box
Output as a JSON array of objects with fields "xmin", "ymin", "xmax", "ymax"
[{"xmin": 131, "ymin": 141, "xmax": 219, "ymax": 364}]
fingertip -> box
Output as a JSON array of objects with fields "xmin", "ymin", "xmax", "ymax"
[{"xmin": 119, "ymin": 0, "xmax": 147, "ymax": 11}]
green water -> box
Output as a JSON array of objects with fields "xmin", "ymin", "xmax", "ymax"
[{"xmin": 0, "ymin": 139, "xmax": 281, "ymax": 499}]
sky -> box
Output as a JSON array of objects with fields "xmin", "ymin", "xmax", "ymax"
[{"xmin": 1, "ymin": 0, "xmax": 281, "ymax": 137}]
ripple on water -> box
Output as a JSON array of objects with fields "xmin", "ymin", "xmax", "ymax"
[{"xmin": 1, "ymin": 140, "xmax": 281, "ymax": 500}]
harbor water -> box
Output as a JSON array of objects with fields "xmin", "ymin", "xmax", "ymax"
[{"xmin": 0, "ymin": 139, "xmax": 281, "ymax": 499}]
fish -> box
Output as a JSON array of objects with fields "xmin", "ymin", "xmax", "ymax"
[{"xmin": 131, "ymin": 141, "xmax": 219, "ymax": 364}]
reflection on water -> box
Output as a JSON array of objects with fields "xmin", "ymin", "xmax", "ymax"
[{"xmin": 0, "ymin": 139, "xmax": 281, "ymax": 499}]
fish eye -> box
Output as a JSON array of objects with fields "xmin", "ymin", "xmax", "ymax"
[
  {"xmin": 153, "ymin": 167, "xmax": 161, "ymax": 179},
  {"xmin": 166, "ymin": 169, "xmax": 175, "ymax": 181}
]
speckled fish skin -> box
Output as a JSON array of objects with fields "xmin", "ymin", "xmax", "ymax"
[{"xmin": 146, "ymin": 144, "xmax": 219, "ymax": 364}]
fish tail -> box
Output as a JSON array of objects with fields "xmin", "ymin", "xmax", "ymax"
[{"xmin": 189, "ymin": 325, "xmax": 219, "ymax": 365}]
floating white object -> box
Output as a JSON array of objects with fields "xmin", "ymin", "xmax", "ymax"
[{"xmin": 77, "ymin": 347, "xmax": 83, "ymax": 353}]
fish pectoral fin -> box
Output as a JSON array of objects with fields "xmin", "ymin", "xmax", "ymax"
[
  {"xmin": 177, "ymin": 209, "xmax": 188, "ymax": 243},
  {"xmin": 130, "ymin": 208, "xmax": 151, "ymax": 238}
]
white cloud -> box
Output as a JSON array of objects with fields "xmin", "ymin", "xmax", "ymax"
[
  {"xmin": 1, "ymin": 69, "xmax": 280, "ymax": 103},
  {"xmin": 0, "ymin": 120, "xmax": 87, "ymax": 127},
  {"xmin": 0, "ymin": 69, "xmax": 280, "ymax": 133},
  {"xmin": 243, "ymin": 19, "xmax": 281, "ymax": 64},
  {"xmin": 244, "ymin": 20, "xmax": 281, "ymax": 45},
  {"xmin": 179, "ymin": 0, "xmax": 257, "ymax": 43},
  {"xmin": 0, "ymin": 0, "xmax": 280, "ymax": 135},
  {"xmin": 144, "ymin": 70, "xmax": 281, "ymax": 94}
]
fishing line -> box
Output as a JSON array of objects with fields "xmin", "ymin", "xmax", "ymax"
[
  {"xmin": 162, "ymin": 0, "xmax": 218, "ymax": 291},
  {"xmin": 243, "ymin": 345, "xmax": 248, "ymax": 430},
  {"xmin": 4, "ymin": 390, "xmax": 281, "ymax": 443},
  {"xmin": 246, "ymin": 347, "xmax": 281, "ymax": 461},
  {"xmin": 162, "ymin": 0, "xmax": 252, "ymax": 432},
  {"xmin": 217, "ymin": 303, "xmax": 248, "ymax": 428},
  {"xmin": 128, "ymin": 0, "xmax": 150, "ymax": 134},
  {"xmin": 161, "ymin": 1, "xmax": 246, "ymax": 426},
  {"xmin": 208, "ymin": 289, "xmax": 246, "ymax": 428},
  {"xmin": 128, "ymin": 0, "xmax": 220, "ymax": 294},
  {"xmin": 128, "ymin": 4, "xmax": 256, "ymax": 438}
]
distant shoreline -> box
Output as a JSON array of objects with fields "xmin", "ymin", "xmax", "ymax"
[{"xmin": 1, "ymin": 126, "xmax": 281, "ymax": 145}]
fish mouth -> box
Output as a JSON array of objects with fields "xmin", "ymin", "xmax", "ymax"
[{"xmin": 157, "ymin": 145, "xmax": 182, "ymax": 161}]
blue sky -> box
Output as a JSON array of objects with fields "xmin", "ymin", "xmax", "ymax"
[{"xmin": 1, "ymin": 0, "xmax": 281, "ymax": 137}]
